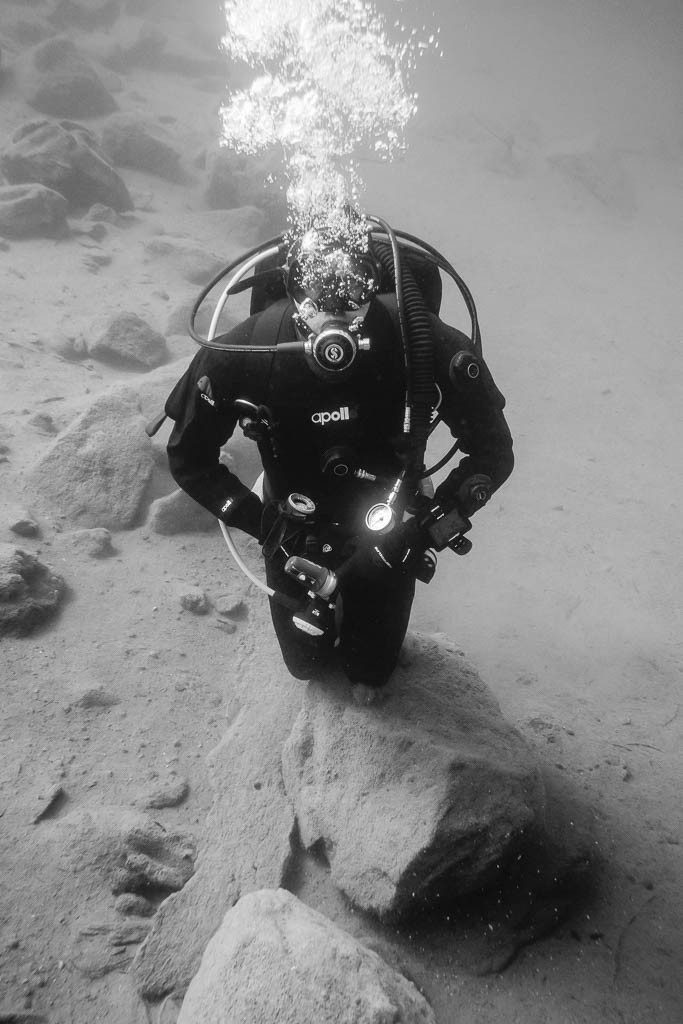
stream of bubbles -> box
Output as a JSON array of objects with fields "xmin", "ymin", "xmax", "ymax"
[{"xmin": 219, "ymin": 0, "xmax": 440, "ymax": 244}]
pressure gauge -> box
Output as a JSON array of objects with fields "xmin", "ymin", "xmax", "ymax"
[
  {"xmin": 365, "ymin": 503, "xmax": 395, "ymax": 534},
  {"xmin": 286, "ymin": 493, "xmax": 316, "ymax": 518}
]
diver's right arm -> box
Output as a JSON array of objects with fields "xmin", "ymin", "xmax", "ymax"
[{"xmin": 164, "ymin": 349, "xmax": 263, "ymax": 539}]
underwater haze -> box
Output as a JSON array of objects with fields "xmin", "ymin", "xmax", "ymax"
[{"xmin": 0, "ymin": 0, "xmax": 681, "ymax": 1021}]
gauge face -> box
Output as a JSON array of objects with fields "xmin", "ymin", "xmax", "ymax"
[
  {"xmin": 365, "ymin": 503, "xmax": 394, "ymax": 533},
  {"xmin": 287, "ymin": 493, "xmax": 316, "ymax": 517}
]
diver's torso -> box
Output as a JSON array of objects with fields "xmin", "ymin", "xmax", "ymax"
[{"xmin": 235, "ymin": 296, "xmax": 407, "ymax": 521}]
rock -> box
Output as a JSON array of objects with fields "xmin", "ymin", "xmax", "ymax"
[
  {"xmin": 24, "ymin": 385, "xmax": 155, "ymax": 530},
  {"xmin": 17, "ymin": 36, "xmax": 118, "ymax": 118},
  {"xmin": 85, "ymin": 202, "xmax": 118, "ymax": 223},
  {"xmin": 165, "ymin": 296, "xmax": 214, "ymax": 339},
  {"xmin": 0, "ymin": 544, "xmax": 66, "ymax": 637},
  {"xmin": 27, "ymin": 410, "xmax": 58, "ymax": 434},
  {"xmin": 3, "ymin": 15, "xmax": 55, "ymax": 47},
  {"xmin": 203, "ymin": 147, "xmax": 286, "ymax": 228},
  {"xmin": 0, "ymin": 1013, "xmax": 48, "ymax": 1024},
  {"xmin": 212, "ymin": 617, "xmax": 236, "ymax": 634},
  {"xmin": 177, "ymin": 889, "xmax": 436, "ymax": 1024},
  {"xmin": 30, "ymin": 783, "xmax": 66, "ymax": 824},
  {"xmin": 101, "ymin": 112, "xmax": 184, "ymax": 181},
  {"xmin": 214, "ymin": 597, "xmax": 247, "ymax": 620},
  {"xmin": 1, "ymin": 119, "xmax": 133, "ymax": 212},
  {"xmin": 129, "ymin": 355, "xmax": 189, "ymax": 419},
  {"xmin": 115, "ymin": 892, "xmax": 156, "ymax": 917},
  {"xmin": 148, "ymin": 488, "xmax": 217, "ymax": 535},
  {"xmin": 72, "ymin": 686, "xmax": 120, "ymax": 709},
  {"xmin": 138, "ymin": 776, "xmax": 189, "ymax": 810},
  {"xmin": 82, "ymin": 313, "xmax": 168, "ymax": 369},
  {"xmin": 143, "ymin": 236, "xmax": 224, "ymax": 285},
  {"xmin": 171, "ymin": 205, "xmax": 270, "ymax": 259},
  {"xmin": 178, "ymin": 585, "xmax": 209, "ymax": 614},
  {"xmin": 74, "ymin": 917, "xmax": 152, "ymax": 978},
  {"xmin": 99, "ymin": 20, "xmax": 167, "ymax": 70},
  {"xmin": 59, "ymin": 805, "xmax": 196, "ymax": 898},
  {"xmin": 9, "ymin": 516, "xmax": 40, "ymax": 538},
  {"xmin": 132, "ymin": 693, "xmax": 299, "ymax": 1000},
  {"xmin": 66, "ymin": 527, "xmax": 115, "ymax": 557},
  {"xmin": 0, "ymin": 183, "xmax": 68, "ymax": 238},
  {"xmin": 48, "ymin": 0, "xmax": 122, "ymax": 31},
  {"xmin": 282, "ymin": 634, "xmax": 545, "ymax": 920}
]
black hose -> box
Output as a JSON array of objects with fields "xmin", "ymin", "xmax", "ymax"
[
  {"xmin": 371, "ymin": 229, "xmax": 435, "ymax": 477},
  {"xmin": 386, "ymin": 230, "xmax": 482, "ymax": 356}
]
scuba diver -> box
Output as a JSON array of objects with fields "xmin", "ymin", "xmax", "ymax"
[{"xmin": 159, "ymin": 214, "xmax": 513, "ymax": 701}]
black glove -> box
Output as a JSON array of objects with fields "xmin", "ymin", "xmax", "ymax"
[{"xmin": 219, "ymin": 484, "xmax": 264, "ymax": 541}]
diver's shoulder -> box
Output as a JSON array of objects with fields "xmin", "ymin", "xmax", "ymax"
[{"xmin": 429, "ymin": 312, "xmax": 472, "ymax": 351}]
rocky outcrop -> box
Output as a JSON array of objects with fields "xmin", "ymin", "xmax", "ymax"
[
  {"xmin": 1, "ymin": 120, "xmax": 133, "ymax": 212},
  {"xmin": 202, "ymin": 146, "xmax": 286, "ymax": 228},
  {"xmin": 24, "ymin": 385, "xmax": 155, "ymax": 530},
  {"xmin": 96, "ymin": 20, "xmax": 167, "ymax": 71},
  {"xmin": 133, "ymin": 687, "xmax": 300, "ymax": 1000},
  {"xmin": 101, "ymin": 112, "xmax": 184, "ymax": 181},
  {"xmin": 78, "ymin": 312, "xmax": 169, "ymax": 368},
  {"xmin": 282, "ymin": 634, "xmax": 545, "ymax": 919},
  {"xmin": 143, "ymin": 237, "xmax": 224, "ymax": 285},
  {"xmin": 0, "ymin": 544, "xmax": 66, "ymax": 636},
  {"xmin": 64, "ymin": 527, "xmax": 115, "ymax": 558},
  {"xmin": 17, "ymin": 36, "xmax": 118, "ymax": 118},
  {"xmin": 60, "ymin": 805, "xmax": 196, "ymax": 898},
  {"xmin": 0, "ymin": 182, "xmax": 68, "ymax": 238},
  {"xmin": 48, "ymin": 0, "xmax": 122, "ymax": 31},
  {"xmin": 177, "ymin": 889, "xmax": 436, "ymax": 1024},
  {"xmin": 148, "ymin": 489, "xmax": 217, "ymax": 535}
]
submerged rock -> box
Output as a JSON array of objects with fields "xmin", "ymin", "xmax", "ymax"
[
  {"xmin": 59, "ymin": 805, "xmax": 197, "ymax": 898},
  {"xmin": 0, "ymin": 183, "xmax": 68, "ymax": 238},
  {"xmin": 148, "ymin": 488, "xmax": 217, "ymax": 535},
  {"xmin": 101, "ymin": 112, "xmax": 184, "ymax": 181},
  {"xmin": 25, "ymin": 385, "xmax": 155, "ymax": 530},
  {"xmin": 17, "ymin": 36, "xmax": 118, "ymax": 118},
  {"xmin": 202, "ymin": 146, "xmax": 286, "ymax": 228},
  {"xmin": 143, "ymin": 237, "xmax": 224, "ymax": 285},
  {"xmin": 282, "ymin": 633, "xmax": 545, "ymax": 920},
  {"xmin": 48, "ymin": 0, "xmax": 122, "ymax": 31},
  {"xmin": 66, "ymin": 527, "xmax": 115, "ymax": 558},
  {"xmin": 81, "ymin": 312, "xmax": 169, "ymax": 369},
  {"xmin": 177, "ymin": 888, "xmax": 436, "ymax": 1024},
  {"xmin": 0, "ymin": 544, "xmax": 66, "ymax": 636},
  {"xmin": 1, "ymin": 119, "xmax": 133, "ymax": 212}
]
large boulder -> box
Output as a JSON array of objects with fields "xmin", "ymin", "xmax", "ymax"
[
  {"xmin": 147, "ymin": 488, "xmax": 217, "ymax": 535},
  {"xmin": 1, "ymin": 120, "xmax": 133, "ymax": 212},
  {"xmin": 202, "ymin": 147, "xmax": 286, "ymax": 228},
  {"xmin": 143, "ymin": 236, "xmax": 223, "ymax": 285},
  {"xmin": 0, "ymin": 544, "xmax": 66, "ymax": 636},
  {"xmin": 24, "ymin": 385, "xmax": 155, "ymax": 530},
  {"xmin": 96, "ymin": 20, "xmax": 167, "ymax": 71},
  {"xmin": 0, "ymin": 182, "xmax": 67, "ymax": 238},
  {"xmin": 171, "ymin": 205, "xmax": 271, "ymax": 261},
  {"xmin": 79, "ymin": 313, "xmax": 169, "ymax": 368},
  {"xmin": 177, "ymin": 889, "xmax": 436, "ymax": 1024},
  {"xmin": 17, "ymin": 36, "xmax": 117, "ymax": 118},
  {"xmin": 282, "ymin": 635, "xmax": 545, "ymax": 920},
  {"xmin": 48, "ymin": 0, "xmax": 122, "ymax": 31},
  {"xmin": 101, "ymin": 112, "xmax": 184, "ymax": 181}
]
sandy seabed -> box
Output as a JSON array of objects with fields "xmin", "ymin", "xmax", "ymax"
[{"xmin": 0, "ymin": 1, "xmax": 681, "ymax": 1021}]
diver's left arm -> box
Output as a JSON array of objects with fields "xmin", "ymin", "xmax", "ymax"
[{"xmin": 431, "ymin": 321, "xmax": 514, "ymax": 516}]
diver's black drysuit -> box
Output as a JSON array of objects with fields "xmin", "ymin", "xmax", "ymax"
[{"xmin": 165, "ymin": 292, "xmax": 513, "ymax": 686}]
